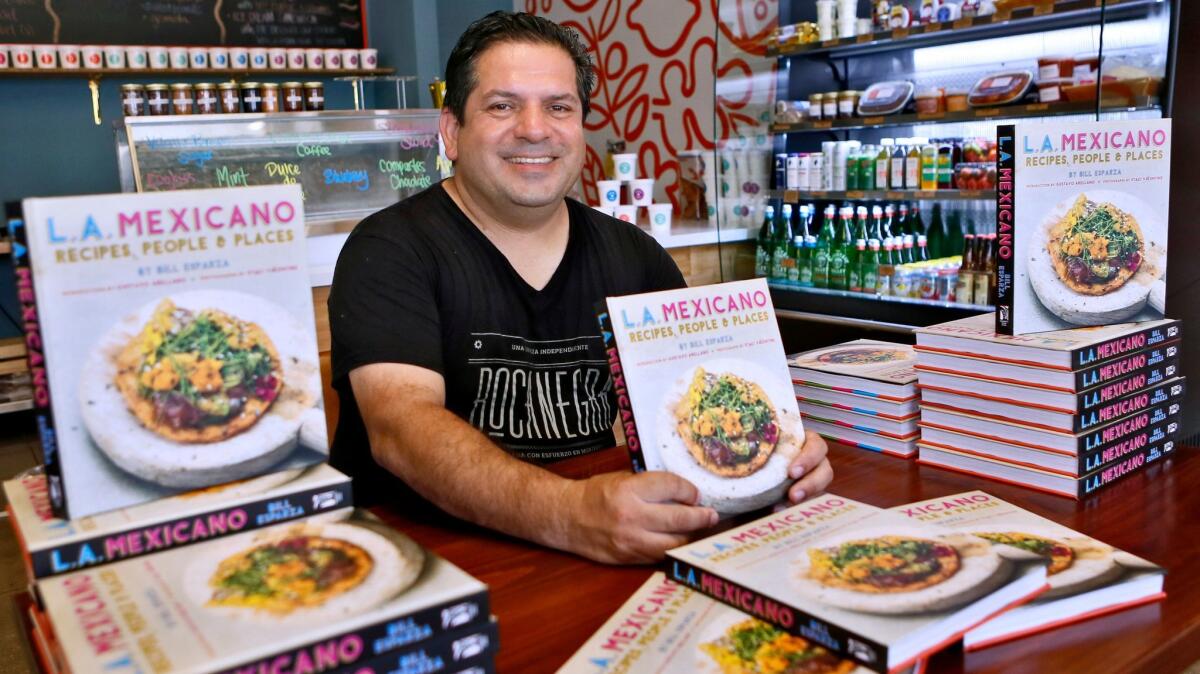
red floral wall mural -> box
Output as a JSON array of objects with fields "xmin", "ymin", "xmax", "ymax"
[{"xmin": 522, "ymin": 0, "xmax": 778, "ymax": 219}]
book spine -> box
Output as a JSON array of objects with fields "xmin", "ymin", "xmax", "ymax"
[
  {"xmin": 28, "ymin": 479, "xmax": 353, "ymax": 579},
  {"xmin": 214, "ymin": 589, "xmax": 491, "ymax": 674},
  {"xmin": 1075, "ymin": 363, "xmax": 1179, "ymax": 412},
  {"xmin": 995, "ymin": 124, "xmax": 1017, "ymax": 335},
  {"xmin": 667, "ymin": 557, "xmax": 889, "ymax": 673},
  {"xmin": 1075, "ymin": 377, "xmax": 1186, "ymax": 432},
  {"xmin": 1078, "ymin": 435, "xmax": 1177, "ymax": 498},
  {"xmin": 1076, "ymin": 405, "xmax": 1181, "ymax": 473},
  {"xmin": 1070, "ymin": 320, "xmax": 1182, "ymax": 370},
  {"xmin": 336, "ymin": 621, "xmax": 497, "ymax": 674},
  {"xmin": 596, "ymin": 302, "xmax": 645, "ymax": 472},
  {"xmin": 1074, "ymin": 341, "xmax": 1180, "ymax": 390},
  {"xmin": 6, "ymin": 203, "xmax": 66, "ymax": 519}
]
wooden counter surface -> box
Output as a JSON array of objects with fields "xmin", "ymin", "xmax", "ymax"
[{"xmin": 370, "ymin": 442, "xmax": 1200, "ymax": 674}]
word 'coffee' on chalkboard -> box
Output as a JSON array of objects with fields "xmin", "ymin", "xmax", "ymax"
[{"xmin": 0, "ymin": 0, "xmax": 364, "ymax": 47}]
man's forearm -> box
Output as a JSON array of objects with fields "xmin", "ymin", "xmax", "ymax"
[{"xmin": 367, "ymin": 400, "xmax": 580, "ymax": 551}]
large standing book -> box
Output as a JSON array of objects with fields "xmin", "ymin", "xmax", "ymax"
[
  {"xmin": 995, "ymin": 119, "xmax": 1171, "ymax": 335},
  {"xmin": 556, "ymin": 572, "xmax": 875, "ymax": 674},
  {"xmin": 789, "ymin": 340, "xmax": 919, "ymax": 400},
  {"xmin": 4, "ymin": 464, "xmax": 351, "ymax": 581},
  {"xmin": 666, "ymin": 495, "xmax": 1048, "ymax": 672},
  {"xmin": 18, "ymin": 185, "xmax": 328, "ymax": 519},
  {"xmin": 893, "ymin": 491, "xmax": 1164, "ymax": 649},
  {"xmin": 38, "ymin": 509, "xmax": 490, "ymax": 674},
  {"xmin": 599, "ymin": 279, "xmax": 803, "ymax": 513},
  {"xmin": 915, "ymin": 312, "xmax": 1180, "ymax": 371}
]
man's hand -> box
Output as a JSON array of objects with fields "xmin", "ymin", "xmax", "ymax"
[
  {"xmin": 786, "ymin": 431, "xmax": 834, "ymax": 504},
  {"xmin": 563, "ymin": 471, "xmax": 719, "ymax": 565}
]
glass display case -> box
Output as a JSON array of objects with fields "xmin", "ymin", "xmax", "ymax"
[{"xmin": 714, "ymin": 0, "xmax": 1178, "ymax": 332}]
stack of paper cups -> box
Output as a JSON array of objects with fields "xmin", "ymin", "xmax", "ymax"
[
  {"xmin": 837, "ymin": 0, "xmax": 858, "ymax": 38},
  {"xmin": 816, "ymin": 0, "xmax": 837, "ymax": 41}
]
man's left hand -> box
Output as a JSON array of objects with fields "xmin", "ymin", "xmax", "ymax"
[{"xmin": 786, "ymin": 431, "xmax": 833, "ymax": 504}]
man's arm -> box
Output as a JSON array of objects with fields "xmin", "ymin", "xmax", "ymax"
[{"xmin": 350, "ymin": 362, "xmax": 719, "ymax": 564}]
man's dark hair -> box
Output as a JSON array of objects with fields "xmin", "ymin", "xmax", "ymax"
[{"xmin": 444, "ymin": 11, "xmax": 595, "ymax": 123}]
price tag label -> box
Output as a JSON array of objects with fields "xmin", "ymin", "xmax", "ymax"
[
  {"xmin": 917, "ymin": 112, "xmax": 944, "ymax": 120},
  {"xmin": 885, "ymin": 191, "xmax": 903, "ymax": 200},
  {"xmin": 811, "ymin": 191, "xmax": 828, "ymax": 198},
  {"xmin": 975, "ymin": 107, "xmax": 1001, "ymax": 117},
  {"xmin": 1033, "ymin": 2, "xmax": 1054, "ymax": 16},
  {"xmin": 992, "ymin": 9, "xmax": 1013, "ymax": 22},
  {"xmin": 960, "ymin": 190, "xmax": 982, "ymax": 198},
  {"xmin": 892, "ymin": 27, "xmax": 910, "ymax": 40},
  {"xmin": 812, "ymin": 120, "xmax": 833, "ymax": 129},
  {"xmin": 1027, "ymin": 103, "xmax": 1050, "ymax": 112},
  {"xmin": 953, "ymin": 17, "xmax": 972, "ymax": 30},
  {"xmin": 784, "ymin": 190, "xmax": 800, "ymax": 202},
  {"xmin": 856, "ymin": 33, "xmax": 872, "ymax": 43},
  {"xmin": 862, "ymin": 116, "xmax": 885, "ymax": 124},
  {"xmin": 821, "ymin": 39, "xmax": 838, "ymax": 47},
  {"xmin": 923, "ymin": 22, "xmax": 943, "ymax": 34},
  {"xmin": 915, "ymin": 191, "xmax": 935, "ymax": 199},
  {"xmin": 846, "ymin": 191, "xmax": 866, "ymax": 199}
]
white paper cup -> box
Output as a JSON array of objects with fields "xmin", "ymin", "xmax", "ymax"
[
  {"xmin": 0, "ymin": 46, "xmax": 9, "ymax": 69},
  {"xmin": 341, "ymin": 49, "xmax": 360, "ymax": 69},
  {"xmin": 648, "ymin": 203, "xmax": 673, "ymax": 234},
  {"xmin": 324, "ymin": 48, "xmax": 342, "ymax": 69},
  {"xmin": 597, "ymin": 180, "xmax": 621, "ymax": 207},
  {"xmin": 168, "ymin": 46, "xmax": 190, "ymax": 69},
  {"xmin": 249, "ymin": 47, "xmax": 268, "ymax": 70},
  {"xmin": 35, "ymin": 44, "xmax": 57, "ymax": 68},
  {"xmin": 103, "ymin": 46, "xmax": 126, "ymax": 69},
  {"xmin": 208, "ymin": 47, "xmax": 229, "ymax": 69},
  {"xmin": 613, "ymin": 204, "xmax": 638, "ymax": 224},
  {"xmin": 57, "ymin": 45, "xmax": 80, "ymax": 69},
  {"xmin": 187, "ymin": 47, "xmax": 208, "ymax": 69},
  {"xmin": 148, "ymin": 46, "xmax": 169, "ymax": 69},
  {"xmin": 11, "ymin": 44, "xmax": 33, "ymax": 69},
  {"xmin": 80, "ymin": 45, "xmax": 102, "ymax": 69},
  {"xmin": 229, "ymin": 47, "xmax": 250, "ymax": 69},
  {"xmin": 305, "ymin": 48, "xmax": 324, "ymax": 69},
  {"xmin": 286, "ymin": 48, "xmax": 305, "ymax": 69},
  {"xmin": 124, "ymin": 46, "xmax": 148, "ymax": 69},
  {"xmin": 268, "ymin": 47, "xmax": 287, "ymax": 69},
  {"xmin": 359, "ymin": 48, "xmax": 378, "ymax": 68},
  {"xmin": 630, "ymin": 178, "xmax": 655, "ymax": 206},
  {"xmin": 612, "ymin": 153, "xmax": 638, "ymax": 181}
]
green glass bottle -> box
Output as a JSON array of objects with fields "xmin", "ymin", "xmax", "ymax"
[
  {"xmin": 755, "ymin": 204, "xmax": 774, "ymax": 277},
  {"xmin": 849, "ymin": 239, "xmax": 867, "ymax": 292},
  {"xmin": 863, "ymin": 238, "xmax": 881, "ymax": 295},
  {"xmin": 813, "ymin": 205, "xmax": 835, "ymax": 288},
  {"xmin": 799, "ymin": 235, "xmax": 817, "ymax": 287},
  {"xmin": 829, "ymin": 206, "xmax": 853, "ymax": 290},
  {"xmin": 772, "ymin": 203, "xmax": 795, "ymax": 279}
]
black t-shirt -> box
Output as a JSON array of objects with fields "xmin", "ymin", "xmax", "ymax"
[{"xmin": 328, "ymin": 183, "xmax": 685, "ymax": 502}]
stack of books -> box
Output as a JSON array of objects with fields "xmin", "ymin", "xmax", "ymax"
[
  {"xmin": 560, "ymin": 491, "xmax": 1163, "ymax": 672},
  {"xmin": 913, "ymin": 313, "xmax": 1185, "ymax": 498},
  {"xmin": 5, "ymin": 187, "xmax": 497, "ymax": 673},
  {"xmin": 788, "ymin": 340, "xmax": 921, "ymax": 457}
]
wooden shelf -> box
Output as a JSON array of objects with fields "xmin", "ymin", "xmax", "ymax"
[
  {"xmin": 0, "ymin": 67, "xmax": 395, "ymax": 79},
  {"xmin": 767, "ymin": 0, "xmax": 1161, "ymax": 59},
  {"xmin": 772, "ymin": 100, "xmax": 1160, "ymax": 134}
]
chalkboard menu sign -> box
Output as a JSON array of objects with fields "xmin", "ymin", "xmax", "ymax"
[
  {"xmin": 117, "ymin": 110, "xmax": 448, "ymax": 228},
  {"xmin": 0, "ymin": 0, "xmax": 364, "ymax": 47}
]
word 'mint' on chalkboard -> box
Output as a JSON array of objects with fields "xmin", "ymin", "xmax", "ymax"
[{"xmin": 0, "ymin": 0, "xmax": 364, "ymax": 48}]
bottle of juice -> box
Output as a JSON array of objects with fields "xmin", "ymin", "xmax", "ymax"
[
  {"xmin": 920, "ymin": 140, "xmax": 939, "ymax": 191},
  {"xmin": 858, "ymin": 145, "xmax": 876, "ymax": 191},
  {"xmin": 955, "ymin": 233, "xmax": 977, "ymax": 303},
  {"xmin": 937, "ymin": 140, "xmax": 954, "ymax": 189},
  {"xmin": 849, "ymin": 239, "xmax": 867, "ymax": 292},
  {"xmin": 891, "ymin": 138, "xmax": 907, "ymax": 190},
  {"xmin": 846, "ymin": 146, "xmax": 860, "ymax": 191},
  {"xmin": 876, "ymin": 139, "xmax": 894, "ymax": 190},
  {"xmin": 905, "ymin": 137, "xmax": 923, "ymax": 190},
  {"xmin": 813, "ymin": 205, "xmax": 835, "ymax": 288}
]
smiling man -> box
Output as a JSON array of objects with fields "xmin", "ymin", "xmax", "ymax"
[{"xmin": 328, "ymin": 11, "xmax": 833, "ymax": 564}]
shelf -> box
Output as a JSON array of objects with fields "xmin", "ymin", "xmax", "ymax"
[
  {"xmin": 0, "ymin": 67, "xmax": 395, "ymax": 80},
  {"xmin": 771, "ymin": 100, "xmax": 1159, "ymax": 134},
  {"xmin": 770, "ymin": 282, "xmax": 991, "ymax": 331},
  {"xmin": 770, "ymin": 189, "xmax": 995, "ymax": 203},
  {"xmin": 768, "ymin": 0, "xmax": 1161, "ymax": 59}
]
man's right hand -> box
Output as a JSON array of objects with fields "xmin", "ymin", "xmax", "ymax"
[{"xmin": 563, "ymin": 471, "xmax": 719, "ymax": 565}]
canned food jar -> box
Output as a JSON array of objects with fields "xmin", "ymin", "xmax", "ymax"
[
  {"xmin": 170, "ymin": 83, "xmax": 193, "ymax": 115},
  {"xmin": 281, "ymin": 82, "xmax": 305, "ymax": 111},
  {"xmin": 303, "ymin": 81, "xmax": 325, "ymax": 111},
  {"xmin": 194, "ymin": 83, "xmax": 218, "ymax": 114},
  {"xmin": 808, "ymin": 93, "xmax": 824, "ymax": 121},
  {"xmin": 837, "ymin": 90, "xmax": 859, "ymax": 118},
  {"xmin": 822, "ymin": 91, "xmax": 839, "ymax": 119},
  {"xmin": 145, "ymin": 84, "xmax": 171, "ymax": 116},
  {"xmin": 218, "ymin": 82, "xmax": 241, "ymax": 113},
  {"xmin": 240, "ymin": 82, "xmax": 264, "ymax": 113},
  {"xmin": 261, "ymin": 82, "xmax": 280, "ymax": 112},
  {"xmin": 120, "ymin": 83, "xmax": 146, "ymax": 117}
]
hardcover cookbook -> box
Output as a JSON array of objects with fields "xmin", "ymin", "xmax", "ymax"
[
  {"xmin": 599, "ymin": 278, "xmax": 803, "ymax": 514},
  {"xmin": 14, "ymin": 185, "xmax": 328, "ymax": 518},
  {"xmin": 996, "ymin": 119, "xmax": 1171, "ymax": 335}
]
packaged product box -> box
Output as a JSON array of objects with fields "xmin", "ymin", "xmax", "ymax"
[
  {"xmin": 38, "ymin": 509, "xmax": 490, "ymax": 674},
  {"xmin": 667, "ymin": 494, "xmax": 1048, "ymax": 672},
  {"xmin": 4, "ymin": 463, "xmax": 351, "ymax": 581},
  {"xmin": 995, "ymin": 119, "xmax": 1171, "ymax": 335},
  {"xmin": 11, "ymin": 185, "xmax": 328, "ymax": 519},
  {"xmin": 598, "ymin": 278, "xmax": 803, "ymax": 514},
  {"xmin": 893, "ymin": 491, "xmax": 1164, "ymax": 649}
]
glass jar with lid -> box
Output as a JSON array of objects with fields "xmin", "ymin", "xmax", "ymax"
[{"xmin": 145, "ymin": 84, "xmax": 171, "ymax": 116}]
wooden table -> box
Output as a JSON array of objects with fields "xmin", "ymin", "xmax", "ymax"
[{"xmin": 370, "ymin": 442, "xmax": 1200, "ymax": 674}]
